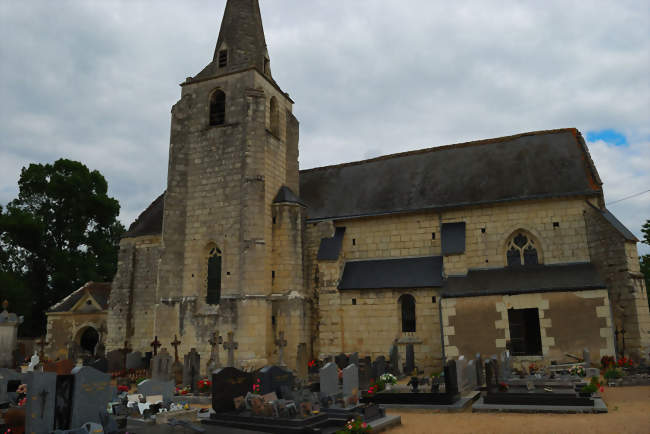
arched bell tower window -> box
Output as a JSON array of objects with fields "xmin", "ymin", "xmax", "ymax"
[
  {"xmin": 206, "ymin": 246, "xmax": 222, "ymax": 305},
  {"xmin": 506, "ymin": 231, "xmax": 540, "ymax": 267},
  {"xmin": 209, "ymin": 90, "xmax": 226, "ymax": 126},
  {"xmin": 399, "ymin": 294, "xmax": 416, "ymax": 332},
  {"xmin": 269, "ymin": 96, "xmax": 279, "ymax": 136}
]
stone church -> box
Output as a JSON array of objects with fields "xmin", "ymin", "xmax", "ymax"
[{"xmin": 47, "ymin": 0, "xmax": 649, "ymax": 374}]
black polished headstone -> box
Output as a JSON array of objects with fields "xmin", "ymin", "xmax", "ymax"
[
  {"xmin": 89, "ymin": 358, "xmax": 108, "ymax": 373},
  {"xmin": 372, "ymin": 356, "xmax": 386, "ymax": 380},
  {"xmin": 334, "ymin": 353, "xmax": 349, "ymax": 370},
  {"xmin": 444, "ymin": 360, "xmax": 458, "ymax": 396},
  {"xmin": 258, "ymin": 365, "xmax": 295, "ymax": 399},
  {"xmin": 106, "ymin": 350, "xmax": 124, "ymax": 373},
  {"xmin": 404, "ymin": 344, "xmax": 415, "ymax": 375},
  {"xmin": 211, "ymin": 367, "xmax": 254, "ymax": 413},
  {"xmin": 389, "ymin": 343, "xmax": 399, "ymax": 375}
]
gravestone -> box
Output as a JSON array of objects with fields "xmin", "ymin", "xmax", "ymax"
[
  {"xmin": 151, "ymin": 348, "xmax": 173, "ymax": 382},
  {"xmin": 455, "ymin": 356, "xmax": 467, "ymax": 392},
  {"xmin": 389, "ymin": 342, "xmax": 399, "ymax": 375},
  {"xmin": 342, "ymin": 364, "xmax": 359, "ymax": 405},
  {"xmin": 372, "ymin": 356, "xmax": 386, "ymax": 380},
  {"xmin": 335, "ymin": 353, "xmax": 349, "ymax": 370},
  {"xmin": 126, "ymin": 351, "xmax": 144, "ymax": 370},
  {"xmin": 223, "ymin": 332, "xmax": 238, "ymax": 368},
  {"xmin": 206, "ymin": 333, "xmax": 222, "ymax": 374},
  {"xmin": 258, "ymin": 365, "xmax": 295, "ymax": 398},
  {"xmin": 183, "ymin": 348, "xmax": 201, "ymax": 392},
  {"xmin": 444, "ymin": 360, "xmax": 459, "ymax": 396},
  {"xmin": 54, "ymin": 373, "xmax": 74, "ymax": 430},
  {"xmin": 24, "ymin": 371, "xmax": 57, "ymax": 434},
  {"xmin": 106, "ymin": 350, "xmax": 124, "ymax": 373},
  {"xmin": 485, "ymin": 360, "xmax": 497, "ymax": 391},
  {"xmin": 583, "ymin": 348, "xmax": 591, "ymax": 367},
  {"xmin": 296, "ymin": 343, "xmax": 308, "ymax": 380},
  {"xmin": 500, "ymin": 351, "xmax": 511, "ymax": 380},
  {"xmin": 69, "ymin": 366, "xmax": 112, "ymax": 429},
  {"xmin": 90, "ymin": 357, "xmax": 108, "ymax": 373},
  {"xmin": 475, "ymin": 354, "xmax": 485, "ymax": 387},
  {"xmin": 404, "ymin": 344, "xmax": 415, "ymax": 375},
  {"xmin": 491, "ymin": 355, "xmax": 500, "ymax": 384},
  {"xmin": 211, "ymin": 367, "xmax": 253, "ymax": 413},
  {"xmin": 0, "ymin": 368, "xmax": 21, "ymax": 403},
  {"xmin": 0, "ymin": 301, "xmax": 23, "ymax": 369},
  {"xmin": 137, "ymin": 379, "xmax": 174, "ymax": 402},
  {"xmin": 358, "ymin": 358, "xmax": 371, "ymax": 391},
  {"xmin": 465, "ymin": 360, "xmax": 477, "ymax": 391},
  {"xmin": 349, "ymin": 352, "xmax": 359, "ymax": 368},
  {"xmin": 319, "ymin": 362, "xmax": 338, "ymax": 397},
  {"xmin": 171, "ymin": 335, "xmax": 183, "ymax": 385}
]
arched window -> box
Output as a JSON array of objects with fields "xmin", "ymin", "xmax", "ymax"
[
  {"xmin": 399, "ymin": 294, "xmax": 416, "ymax": 332},
  {"xmin": 206, "ymin": 247, "xmax": 222, "ymax": 305},
  {"xmin": 209, "ymin": 90, "xmax": 226, "ymax": 126},
  {"xmin": 269, "ymin": 97, "xmax": 279, "ymax": 136},
  {"xmin": 506, "ymin": 232, "xmax": 539, "ymax": 267}
]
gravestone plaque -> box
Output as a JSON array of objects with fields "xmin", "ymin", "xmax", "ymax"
[
  {"xmin": 69, "ymin": 366, "xmax": 112, "ymax": 429},
  {"xmin": 389, "ymin": 342, "xmax": 399, "ymax": 375},
  {"xmin": 444, "ymin": 360, "xmax": 458, "ymax": 396},
  {"xmin": 296, "ymin": 343, "xmax": 308, "ymax": 380},
  {"xmin": 342, "ymin": 364, "xmax": 359, "ymax": 404},
  {"xmin": 183, "ymin": 348, "xmax": 201, "ymax": 392},
  {"xmin": 257, "ymin": 365, "xmax": 294, "ymax": 398},
  {"xmin": 106, "ymin": 350, "xmax": 124, "ymax": 373},
  {"xmin": 211, "ymin": 367, "xmax": 253, "ymax": 413},
  {"xmin": 126, "ymin": 351, "xmax": 144, "ymax": 370},
  {"xmin": 404, "ymin": 344, "xmax": 415, "ymax": 375},
  {"xmin": 335, "ymin": 353, "xmax": 349, "ymax": 370},
  {"xmin": 137, "ymin": 379, "xmax": 174, "ymax": 402},
  {"xmin": 0, "ymin": 368, "xmax": 21, "ymax": 403},
  {"xmin": 151, "ymin": 348, "xmax": 173, "ymax": 382},
  {"xmin": 319, "ymin": 362, "xmax": 338, "ymax": 397},
  {"xmin": 349, "ymin": 352, "xmax": 359, "ymax": 368},
  {"xmin": 372, "ymin": 356, "xmax": 386, "ymax": 379},
  {"xmin": 24, "ymin": 371, "xmax": 57, "ymax": 434}
]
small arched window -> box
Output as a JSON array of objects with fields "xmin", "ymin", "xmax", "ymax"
[
  {"xmin": 506, "ymin": 232, "xmax": 539, "ymax": 267},
  {"xmin": 269, "ymin": 97, "xmax": 279, "ymax": 136},
  {"xmin": 399, "ymin": 294, "xmax": 416, "ymax": 332},
  {"xmin": 209, "ymin": 90, "xmax": 226, "ymax": 126},
  {"xmin": 206, "ymin": 247, "xmax": 222, "ymax": 305}
]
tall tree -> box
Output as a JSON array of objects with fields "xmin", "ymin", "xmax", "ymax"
[
  {"xmin": 0, "ymin": 159, "xmax": 124, "ymax": 336},
  {"xmin": 641, "ymin": 219, "xmax": 650, "ymax": 311}
]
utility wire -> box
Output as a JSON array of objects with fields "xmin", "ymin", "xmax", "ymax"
[{"xmin": 606, "ymin": 189, "xmax": 650, "ymax": 206}]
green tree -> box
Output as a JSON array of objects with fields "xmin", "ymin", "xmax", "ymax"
[
  {"xmin": 641, "ymin": 220, "xmax": 650, "ymax": 311},
  {"xmin": 0, "ymin": 159, "xmax": 125, "ymax": 336}
]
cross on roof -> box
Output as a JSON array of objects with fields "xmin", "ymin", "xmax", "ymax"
[
  {"xmin": 171, "ymin": 335, "xmax": 182, "ymax": 362},
  {"xmin": 151, "ymin": 336, "xmax": 162, "ymax": 356}
]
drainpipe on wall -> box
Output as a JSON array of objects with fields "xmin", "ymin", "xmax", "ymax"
[{"xmin": 439, "ymin": 295, "xmax": 446, "ymax": 364}]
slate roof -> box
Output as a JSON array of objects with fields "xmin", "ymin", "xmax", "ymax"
[
  {"xmin": 317, "ymin": 227, "xmax": 346, "ymax": 261},
  {"xmin": 123, "ymin": 193, "xmax": 165, "ymax": 238},
  {"xmin": 442, "ymin": 263, "xmax": 606, "ymax": 298},
  {"xmin": 586, "ymin": 202, "xmax": 638, "ymax": 242},
  {"xmin": 338, "ymin": 256, "xmax": 444, "ymax": 290},
  {"xmin": 273, "ymin": 186, "xmax": 305, "ymax": 206},
  {"xmin": 299, "ymin": 129, "xmax": 602, "ymax": 221},
  {"xmin": 49, "ymin": 282, "xmax": 112, "ymax": 313}
]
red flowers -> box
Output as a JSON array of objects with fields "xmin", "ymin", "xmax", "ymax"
[
  {"xmin": 308, "ymin": 360, "xmax": 317, "ymax": 368},
  {"xmin": 617, "ymin": 357, "xmax": 634, "ymax": 368},
  {"xmin": 117, "ymin": 385, "xmax": 129, "ymax": 393},
  {"xmin": 252, "ymin": 378, "xmax": 261, "ymax": 393},
  {"xmin": 197, "ymin": 378, "xmax": 212, "ymax": 393}
]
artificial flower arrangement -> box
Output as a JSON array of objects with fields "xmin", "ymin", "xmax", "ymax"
[
  {"xmin": 198, "ymin": 378, "xmax": 212, "ymax": 393},
  {"xmin": 117, "ymin": 385, "xmax": 129, "ymax": 393},
  {"xmin": 568, "ymin": 365, "xmax": 586, "ymax": 377},
  {"xmin": 603, "ymin": 367, "xmax": 623, "ymax": 380},
  {"xmin": 379, "ymin": 373, "xmax": 397, "ymax": 385},
  {"xmin": 252, "ymin": 378, "xmax": 261, "ymax": 394},
  {"xmin": 580, "ymin": 376, "xmax": 604, "ymax": 395},
  {"xmin": 335, "ymin": 418, "xmax": 371, "ymax": 434},
  {"xmin": 498, "ymin": 382, "xmax": 509, "ymax": 392},
  {"xmin": 616, "ymin": 357, "xmax": 634, "ymax": 368},
  {"xmin": 175, "ymin": 386, "xmax": 190, "ymax": 396}
]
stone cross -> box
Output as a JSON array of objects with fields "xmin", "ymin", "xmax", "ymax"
[
  {"xmin": 150, "ymin": 336, "xmax": 162, "ymax": 356},
  {"xmin": 208, "ymin": 332, "xmax": 223, "ymax": 369},
  {"xmin": 275, "ymin": 331, "xmax": 288, "ymax": 366},
  {"xmin": 223, "ymin": 332, "xmax": 238, "ymax": 368},
  {"xmin": 171, "ymin": 335, "xmax": 181, "ymax": 363}
]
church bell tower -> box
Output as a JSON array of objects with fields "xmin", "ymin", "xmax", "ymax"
[{"xmin": 153, "ymin": 0, "xmax": 306, "ymax": 370}]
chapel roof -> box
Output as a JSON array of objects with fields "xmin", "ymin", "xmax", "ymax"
[
  {"xmin": 299, "ymin": 128, "xmax": 602, "ymax": 221},
  {"xmin": 48, "ymin": 282, "xmax": 111, "ymax": 313},
  {"xmin": 123, "ymin": 192, "xmax": 165, "ymax": 238}
]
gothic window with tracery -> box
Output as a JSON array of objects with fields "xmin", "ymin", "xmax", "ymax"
[
  {"xmin": 506, "ymin": 232, "xmax": 539, "ymax": 267},
  {"xmin": 206, "ymin": 247, "xmax": 222, "ymax": 305}
]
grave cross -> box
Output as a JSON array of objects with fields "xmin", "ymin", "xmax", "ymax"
[
  {"xmin": 151, "ymin": 336, "xmax": 162, "ymax": 356},
  {"xmin": 171, "ymin": 335, "xmax": 182, "ymax": 363},
  {"xmin": 275, "ymin": 331, "xmax": 288, "ymax": 365},
  {"xmin": 223, "ymin": 332, "xmax": 238, "ymax": 368},
  {"xmin": 37, "ymin": 336, "xmax": 48, "ymax": 360},
  {"xmin": 38, "ymin": 389, "xmax": 49, "ymax": 418},
  {"xmin": 208, "ymin": 332, "xmax": 223, "ymax": 367}
]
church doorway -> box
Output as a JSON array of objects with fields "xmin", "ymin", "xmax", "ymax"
[{"xmin": 79, "ymin": 327, "xmax": 99, "ymax": 354}]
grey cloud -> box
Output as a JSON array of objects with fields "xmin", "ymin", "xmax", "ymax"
[{"xmin": 1, "ymin": 0, "xmax": 648, "ymax": 252}]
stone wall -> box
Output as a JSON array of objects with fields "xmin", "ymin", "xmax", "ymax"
[
  {"xmin": 443, "ymin": 289, "xmax": 614, "ymax": 362},
  {"xmin": 46, "ymin": 312, "xmax": 107, "ymax": 360}
]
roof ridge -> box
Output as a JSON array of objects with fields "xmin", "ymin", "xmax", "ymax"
[{"xmin": 300, "ymin": 128, "xmax": 578, "ymax": 174}]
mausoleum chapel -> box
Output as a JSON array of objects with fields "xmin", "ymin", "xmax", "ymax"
[{"xmin": 46, "ymin": 0, "xmax": 649, "ymax": 375}]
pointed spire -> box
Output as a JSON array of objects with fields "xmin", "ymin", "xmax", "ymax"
[{"xmin": 194, "ymin": 0, "xmax": 271, "ymax": 81}]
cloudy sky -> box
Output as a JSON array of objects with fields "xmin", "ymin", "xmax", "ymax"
[{"xmin": 1, "ymin": 0, "xmax": 648, "ymax": 253}]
